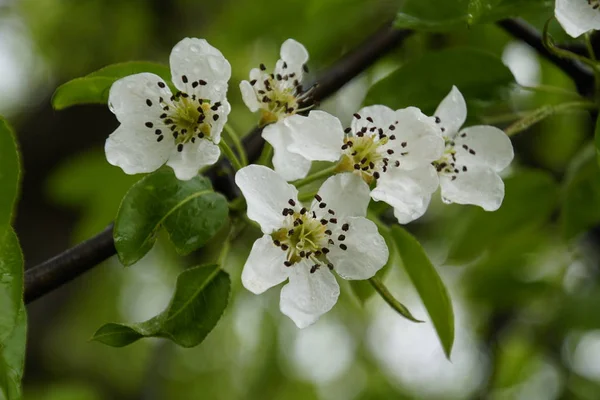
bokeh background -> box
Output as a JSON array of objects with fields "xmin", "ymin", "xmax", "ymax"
[{"xmin": 2, "ymin": 0, "xmax": 600, "ymax": 398}]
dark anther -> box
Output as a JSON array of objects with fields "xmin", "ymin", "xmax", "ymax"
[
  {"xmin": 156, "ymin": 135, "xmax": 164, "ymax": 142},
  {"xmin": 366, "ymin": 116, "xmax": 374, "ymax": 123},
  {"xmin": 387, "ymin": 149, "xmax": 394, "ymax": 155},
  {"xmin": 164, "ymin": 119, "xmax": 173, "ymax": 124},
  {"xmin": 373, "ymin": 171, "xmax": 380, "ymax": 179},
  {"xmin": 273, "ymin": 240, "xmax": 281, "ymax": 246},
  {"xmin": 389, "ymin": 125, "xmax": 396, "ymax": 130},
  {"xmin": 198, "ymin": 132, "xmax": 205, "ymax": 138},
  {"xmin": 288, "ymin": 199, "xmax": 296, "ymax": 206},
  {"xmin": 344, "ymin": 127, "xmax": 351, "ymax": 133},
  {"xmin": 462, "ymin": 166, "xmax": 468, "ymax": 172},
  {"xmin": 319, "ymin": 203, "xmax": 326, "ymax": 209},
  {"xmin": 182, "ymin": 75, "xmax": 188, "ymax": 83},
  {"xmin": 314, "ymin": 194, "xmax": 323, "ymax": 202},
  {"xmin": 288, "ymin": 229, "xmax": 294, "ymax": 236},
  {"xmin": 192, "ymin": 81, "xmax": 198, "ymax": 88},
  {"xmin": 342, "ymin": 223, "xmax": 349, "ymax": 231},
  {"xmin": 213, "ymin": 114, "xmax": 220, "ymax": 121},
  {"xmin": 155, "ymin": 129, "xmax": 162, "ymax": 135},
  {"xmin": 146, "ymin": 99, "xmax": 152, "ymax": 107},
  {"xmin": 177, "ymin": 144, "xmax": 184, "ymax": 152},
  {"xmin": 329, "ymin": 218, "xmax": 337, "ymax": 224},
  {"xmin": 276, "ymin": 74, "xmax": 282, "ymax": 80},
  {"xmin": 320, "ymin": 219, "xmax": 328, "ymax": 225},
  {"xmin": 250, "ymin": 79, "xmax": 257, "ymax": 86},
  {"xmin": 354, "ymin": 164, "xmax": 360, "ymax": 170},
  {"xmin": 173, "ymin": 132, "xmax": 178, "ymax": 138},
  {"xmin": 303, "ymin": 64, "xmax": 309, "ymax": 73},
  {"xmin": 310, "ymin": 265, "xmax": 319, "ymax": 274},
  {"xmin": 262, "ymin": 96, "xmax": 271, "ymax": 103},
  {"xmin": 469, "ymin": 149, "xmax": 476, "ymax": 155},
  {"xmin": 199, "ymin": 80, "xmax": 207, "ymax": 85},
  {"xmin": 322, "ymin": 248, "xmax": 330, "ymax": 254},
  {"xmin": 338, "ymin": 235, "xmax": 345, "ymax": 241},
  {"xmin": 260, "ymin": 63, "xmax": 266, "ymax": 71},
  {"xmin": 340, "ymin": 244, "xmax": 347, "ymax": 250},
  {"xmin": 395, "ymin": 161, "xmax": 400, "ymax": 167},
  {"xmin": 157, "ymin": 82, "xmax": 166, "ymax": 88},
  {"xmin": 434, "ymin": 116, "xmax": 441, "ymax": 123},
  {"xmin": 461, "ymin": 133, "xmax": 467, "ymax": 137},
  {"xmin": 327, "ymin": 263, "xmax": 334, "ymax": 270},
  {"xmin": 145, "ymin": 122, "xmax": 153, "ymax": 128},
  {"xmin": 353, "ymin": 113, "xmax": 361, "ymax": 119},
  {"xmin": 281, "ymin": 244, "xmax": 289, "ymax": 250},
  {"xmin": 300, "ymin": 207, "xmax": 307, "ymax": 215},
  {"xmin": 284, "ymin": 261, "xmax": 292, "ymax": 267},
  {"xmin": 389, "ymin": 135, "xmax": 396, "ymax": 140},
  {"xmin": 325, "ymin": 229, "xmax": 332, "ymax": 235},
  {"xmin": 329, "ymin": 239, "xmax": 335, "ymax": 245},
  {"xmin": 401, "ymin": 142, "xmax": 407, "ymax": 147},
  {"xmin": 328, "ymin": 209, "xmax": 335, "ymax": 215}
]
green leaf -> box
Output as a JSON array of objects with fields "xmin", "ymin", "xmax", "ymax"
[
  {"xmin": 447, "ymin": 169, "xmax": 559, "ymax": 263},
  {"xmin": 52, "ymin": 62, "xmax": 171, "ymax": 110},
  {"xmin": 114, "ymin": 168, "xmax": 229, "ymax": 266},
  {"xmin": 395, "ymin": 0, "xmax": 552, "ymax": 31},
  {"xmin": 364, "ymin": 48, "xmax": 515, "ymax": 115},
  {"xmin": 369, "ymin": 277, "xmax": 422, "ymax": 323},
  {"xmin": 0, "ymin": 119, "xmax": 20, "ymax": 227},
  {"xmin": 0, "ymin": 229, "xmax": 23, "ymax": 345},
  {"xmin": 391, "ymin": 226, "xmax": 455, "ymax": 358},
  {"xmin": 0, "ymin": 305, "xmax": 26, "ymax": 400},
  {"xmin": 595, "ymin": 113, "xmax": 600, "ymax": 166},
  {"xmin": 92, "ymin": 264, "xmax": 230, "ymax": 348},
  {"xmin": 562, "ymin": 147, "xmax": 600, "ymax": 240}
]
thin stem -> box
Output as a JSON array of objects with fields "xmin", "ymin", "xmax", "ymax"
[
  {"xmin": 517, "ymin": 84, "xmax": 583, "ymax": 99},
  {"xmin": 369, "ymin": 276, "xmax": 422, "ymax": 323},
  {"xmin": 219, "ymin": 140, "xmax": 244, "ymax": 171},
  {"xmin": 586, "ymin": 32, "xmax": 600, "ymax": 97},
  {"xmin": 228, "ymin": 196, "xmax": 246, "ymax": 211},
  {"xmin": 257, "ymin": 142, "xmax": 273, "ymax": 167},
  {"xmin": 224, "ymin": 124, "xmax": 248, "ymax": 166},
  {"xmin": 298, "ymin": 190, "xmax": 317, "ymax": 203},
  {"xmin": 292, "ymin": 165, "xmax": 337, "ymax": 188},
  {"xmin": 217, "ymin": 235, "xmax": 231, "ymax": 266}
]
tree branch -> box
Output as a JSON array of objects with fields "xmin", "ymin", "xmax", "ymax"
[
  {"xmin": 498, "ymin": 18, "xmax": 594, "ymax": 95},
  {"xmin": 24, "ymin": 23, "xmax": 413, "ymax": 304}
]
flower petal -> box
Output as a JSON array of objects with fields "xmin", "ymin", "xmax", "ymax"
[
  {"xmin": 371, "ymin": 165, "xmax": 439, "ymax": 224},
  {"xmin": 169, "ymin": 38, "xmax": 231, "ymax": 101},
  {"xmin": 263, "ymin": 121, "xmax": 312, "ymax": 181},
  {"xmin": 108, "ymin": 72, "xmax": 173, "ymax": 125},
  {"xmin": 280, "ymin": 262, "xmax": 340, "ymax": 328},
  {"xmin": 208, "ymin": 99, "xmax": 230, "ymax": 144},
  {"xmin": 279, "ymin": 38, "xmax": 309, "ymax": 76},
  {"xmin": 285, "ymin": 111, "xmax": 344, "ymax": 162},
  {"xmin": 311, "ymin": 173, "xmax": 370, "ymax": 220},
  {"xmin": 105, "ymin": 124, "xmax": 172, "ymax": 175},
  {"xmin": 235, "ymin": 165, "xmax": 299, "ymax": 233},
  {"xmin": 351, "ymin": 104, "xmax": 396, "ymax": 134},
  {"xmin": 327, "ymin": 217, "xmax": 388, "ymax": 280},
  {"xmin": 240, "ymin": 80, "xmax": 260, "ymax": 112},
  {"xmin": 242, "ymin": 235, "xmax": 291, "ymax": 294},
  {"xmin": 555, "ymin": 0, "xmax": 600, "ymax": 38},
  {"xmin": 439, "ymin": 165, "xmax": 505, "ymax": 211},
  {"xmin": 166, "ymin": 138, "xmax": 220, "ymax": 180},
  {"xmin": 454, "ymin": 125, "xmax": 514, "ymax": 171},
  {"xmin": 387, "ymin": 107, "xmax": 445, "ymax": 169},
  {"xmin": 434, "ymin": 86, "xmax": 467, "ymax": 137}
]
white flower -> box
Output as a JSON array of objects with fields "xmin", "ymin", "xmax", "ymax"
[
  {"xmin": 105, "ymin": 38, "xmax": 231, "ymax": 180},
  {"xmin": 240, "ymin": 39, "xmax": 337, "ymax": 181},
  {"xmin": 285, "ymin": 106, "xmax": 445, "ymax": 224},
  {"xmin": 431, "ymin": 86, "xmax": 514, "ymax": 211},
  {"xmin": 555, "ymin": 0, "xmax": 600, "ymax": 38},
  {"xmin": 235, "ymin": 165, "xmax": 389, "ymax": 328}
]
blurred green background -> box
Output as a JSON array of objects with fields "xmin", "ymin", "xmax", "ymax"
[{"xmin": 3, "ymin": 0, "xmax": 600, "ymax": 398}]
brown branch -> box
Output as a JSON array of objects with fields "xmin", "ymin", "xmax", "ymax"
[{"xmin": 24, "ymin": 23, "xmax": 413, "ymax": 304}]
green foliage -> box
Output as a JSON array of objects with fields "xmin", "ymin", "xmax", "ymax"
[
  {"xmin": 364, "ymin": 48, "xmax": 515, "ymax": 115},
  {"xmin": 447, "ymin": 169, "xmax": 559, "ymax": 263},
  {"xmin": 395, "ymin": 0, "xmax": 553, "ymax": 31},
  {"xmin": 562, "ymin": 148, "xmax": 600, "ymax": 240},
  {"xmin": 391, "ymin": 226, "xmax": 455, "ymax": 359},
  {"xmin": 114, "ymin": 169, "xmax": 229, "ymax": 266},
  {"xmin": 0, "ymin": 306, "xmax": 27, "ymax": 400},
  {"xmin": 52, "ymin": 62, "xmax": 171, "ymax": 110},
  {"xmin": 0, "ymin": 120, "xmax": 20, "ymax": 227},
  {"xmin": 92, "ymin": 264, "xmax": 230, "ymax": 348}
]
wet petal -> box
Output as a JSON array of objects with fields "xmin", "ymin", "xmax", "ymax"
[
  {"xmin": 439, "ymin": 165, "xmax": 505, "ymax": 211},
  {"xmin": 311, "ymin": 173, "xmax": 370, "ymax": 220},
  {"xmin": 235, "ymin": 165, "xmax": 299, "ymax": 233},
  {"xmin": 278, "ymin": 38, "xmax": 309, "ymax": 79},
  {"xmin": 286, "ymin": 111, "xmax": 344, "ymax": 162},
  {"xmin": 263, "ymin": 121, "xmax": 312, "ymax": 181},
  {"xmin": 166, "ymin": 139, "xmax": 220, "ymax": 180},
  {"xmin": 327, "ymin": 217, "xmax": 388, "ymax": 280},
  {"xmin": 555, "ymin": 0, "xmax": 600, "ymax": 38},
  {"xmin": 454, "ymin": 125, "xmax": 514, "ymax": 171},
  {"xmin": 242, "ymin": 235, "xmax": 291, "ymax": 294},
  {"xmin": 371, "ymin": 165, "xmax": 439, "ymax": 224},
  {"xmin": 351, "ymin": 104, "xmax": 396, "ymax": 135},
  {"xmin": 280, "ymin": 262, "xmax": 340, "ymax": 328},
  {"xmin": 434, "ymin": 86, "xmax": 467, "ymax": 137},
  {"xmin": 240, "ymin": 80, "xmax": 260, "ymax": 112},
  {"xmin": 105, "ymin": 124, "xmax": 172, "ymax": 175},
  {"xmin": 169, "ymin": 38, "xmax": 231, "ymax": 101}
]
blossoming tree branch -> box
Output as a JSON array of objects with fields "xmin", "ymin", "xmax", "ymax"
[{"xmin": 2, "ymin": 0, "xmax": 600, "ymax": 396}]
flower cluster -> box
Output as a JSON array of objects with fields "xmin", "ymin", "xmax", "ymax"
[{"xmin": 106, "ymin": 38, "xmax": 514, "ymax": 328}]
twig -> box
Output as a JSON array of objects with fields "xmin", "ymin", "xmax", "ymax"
[{"xmin": 24, "ymin": 23, "xmax": 413, "ymax": 304}]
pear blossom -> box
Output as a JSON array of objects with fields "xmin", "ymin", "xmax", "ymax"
[
  {"xmin": 285, "ymin": 106, "xmax": 445, "ymax": 224},
  {"xmin": 240, "ymin": 39, "xmax": 338, "ymax": 181},
  {"xmin": 555, "ymin": 0, "xmax": 600, "ymax": 38},
  {"xmin": 235, "ymin": 165, "xmax": 388, "ymax": 328},
  {"xmin": 430, "ymin": 86, "xmax": 514, "ymax": 211},
  {"xmin": 105, "ymin": 38, "xmax": 231, "ymax": 180}
]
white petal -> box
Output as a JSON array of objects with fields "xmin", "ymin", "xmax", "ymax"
[
  {"xmin": 280, "ymin": 38, "xmax": 309, "ymax": 70},
  {"xmin": 285, "ymin": 111, "xmax": 344, "ymax": 162},
  {"xmin": 263, "ymin": 122, "xmax": 312, "ymax": 181},
  {"xmin": 454, "ymin": 125, "xmax": 514, "ymax": 171},
  {"xmin": 280, "ymin": 262, "xmax": 340, "ymax": 328},
  {"xmin": 311, "ymin": 173, "xmax": 370, "ymax": 220},
  {"xmin": 556, "ymin": 0, "xmax": 600, "ymax": 38},
  {"xmin": 351, "ymin": 104, "xmax": 396, "ymax": 134},
  {"xmin": 240, "ymin": 80, "xmax": 260, "ymax": 112},
  {"xmin": 434, "ymin": 86, "xmax": 467, "ymax": 137},
  {"xmin": 108, "ymin": 73, "xmax": 173, "ymax": 125},
  {"xmin": 242, "ymin": 235, "xmax": 291, "ymax": 294},
  {"xmin": 388, "ymin": 107, "xmax": 445, "ymax": 169},
  {"xmin": 235, "ymin": 165, "xmax": 299, "ymax": 233},
  {"xmin": 439, "ymin": 166, "xmax": 505, "ymax": 211},
  {"xmin": 105, "ymin": 124, "xmax": 172, "ymax": 175},
  {"xmin": 371, "ymin": 165, "xmax": 439, "ymax": 224},
  {"xmin": 327, "ymin": 217, "xmax": 388, "ymax": 280},
  {"xmin": 166, "ymin": 139, "xmax": 220, "ymax": 180},
  {"xmin": 169, "ymin": 38, "xmax": 231, "ymax": 101},
  {"xmin": 209, "ymin": 98, "xmax": 230, "ymax": 144}
]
